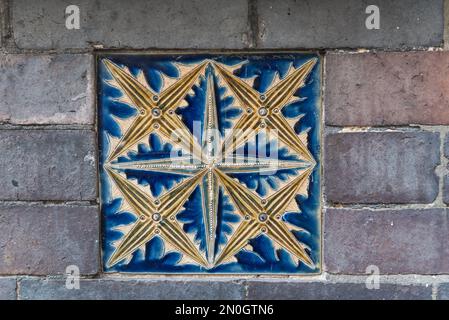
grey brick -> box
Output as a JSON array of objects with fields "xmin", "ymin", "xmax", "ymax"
[
  {"xmin": 0, "ymin": 130, "xmax": 97, "ymax": 201},
  {"xmin": 325, "ymin": 52, "xmax": 449, "ymax": 126},
  {"xmin": 444, "ymin": 175, "xmax": 449, "ymax": 205},
  {"xmin": 0, "ymin": 204, "xmax": 99, "ymax": 275},
  {"xmin": 437, "ymin": 283, "xmax": 449, "ymax": 300},
  {"xmin": 246, "ymin": 281, "xmax": 432, "ymax": 300},
  {"xmin": 445, "ymin": 133, "xmax": 449, "ymax": 159},
  {"xmin": 0, "ymin": 278, "xmax": 16, "ymax": 300},
  {"xmin": 12, "ymin": 0, "xmax": 249, "ymax": 50},
  {"xmin": 325, "ymin": 132, "xmax": 439, "ymax": 204},
  {"xmin": 0, "ymin": 54, "xmax": 93, "ymax": 125},
  {"xmin": 18, "ymin": 278, "xmax": 244, "ymax": 300},
  {"xmin": 324, "ymin": 208, "xmax": 449, "ymax": 274},
  {"xmin": 258, "ymin": 0, "xmax": 443, "ymax": 49},
  {"xmin": 0, "ymin": 0, "xmax": 5, "ymax": 47}
]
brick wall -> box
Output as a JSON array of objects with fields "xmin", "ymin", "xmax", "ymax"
[{"xmin": 0, "ymin": 0, "xmax": 448, "ymax": 300}]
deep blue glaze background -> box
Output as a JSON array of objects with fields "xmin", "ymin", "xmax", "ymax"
[{"xmin": 98, "ymin": 53, "xmax": 321, "ymax": 274}]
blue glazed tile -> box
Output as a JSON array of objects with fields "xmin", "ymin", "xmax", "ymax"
[{"xmin": 98, "ymin": 53, "xmax": 321, "ymax": 274}]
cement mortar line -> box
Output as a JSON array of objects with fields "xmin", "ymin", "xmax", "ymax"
[
  {"xmin": 0, "ymin": 124, "xmax": 95, "ymax": 130},
  {"xmin": 324, "ymin": 204, "xmax": 448, "ymax": 211},
  {"xmin": 10, "ymin": 273, "xmax": 449, "ymax": 285},
  {"xmin": 0, "ymin": 200, "xmax": 98, "ymax": 206},
  {"xmin": 325, "ymin": 47, "xmax": 444, "ymax": 54},
  {"xmin": 0, "ymin": 124, "xmax": 441, "ymax": 132},
  {"xmin": 326, "ymin": 125, "xmax": 444, "ymax": 133},
  {"xmin": 432, "ymin": 284, "xmax": 439, "ymax": 300},
  {"xmin": 0, "ymin": 47, "xmax": 445, "ymax": 55}
]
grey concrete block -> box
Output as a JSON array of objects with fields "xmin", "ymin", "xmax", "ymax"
[
  {"xmin": 0, "ymin": 203, "xmax": 99, "ymax": 275},
  {"xmin": 258, "ymin": 0, "xmax": 443, "ymax": 49},
  {"xmin": 324, "ymin": 208, "xmax": 449, "ymax": 274},
  {"xmin": 0, "ymin": 54, "xmax": 93, "ymax": 125},
  {"xmin": 0, "ymin": 130, "xmax": 97, "ymax": 201},
  {"xmin": 325, "ymin": 52, "xmax": 449, "ymax": 126},
  {"xmin": 18, "ymin": 278, "xmax": 244, "ymax": 300},
  {"xmin": 246, "ymin": 281, "xmax": 432, "ymax": 300},
  {"xmin": 12, "ymin": 0, "xmax": 249, "ymax": 49},
  {"xmin": 0, "ymin": 278, "xmax": 16, "ymax": 300},
  {"xmin": 325, "ymin": 132, "xmax": 440, "ymax": 204}
]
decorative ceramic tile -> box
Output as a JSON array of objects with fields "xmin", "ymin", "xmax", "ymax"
[{"xmin": 98, "ymin": 53, "xmax": 321, "ymax": 274}]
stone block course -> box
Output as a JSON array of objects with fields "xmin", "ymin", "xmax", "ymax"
[
  {"xmin": 246, "ymin": 281, "xmax": 432, "ymax": 300},
  {"xmin": 18, "ymin": 278, "xmax": 244, "ymax": 300},
  {"xmin": 258, "ymin": 0, "xmax": 443, "ymax": 49},
  {"xmin": 0, "ymin": 130, "xmax": 97, "ymax": 201},
  {"xmin": 11, "ymin": 0, "xmax": 249, "ymax": 50},
  {"xmin": 324, "ymin": 208, "xmax": 449, "ymax": 274},
  {"xmin": 0, "ymin": 203, "xmax": 99, "ymax": 275},
  {"xmin": 325, "ymin": 131, "xmax": 440, "ymax": 204},
  {"xmin": 325, "ymin": 51, "xmax": 449, "ymax": 126},
  {"xmin": 0, "ymin": 54, "xmax": 93, "ymax": 125}
]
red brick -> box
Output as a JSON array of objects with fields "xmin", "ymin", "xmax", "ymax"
[{"xmin": 325, "ymin": 52, "xmax": 449, "ymax": 126}]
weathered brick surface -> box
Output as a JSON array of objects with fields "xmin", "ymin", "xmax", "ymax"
[
  {"xmin": 325, "ymin": 52, "xmax": 449, "ymax": 126},
  {"xmin": 18, "ymin": 279, "xmax": 244, "ymax": 300},
  {"xmin": 12, "ymin": 0, "xmax": 249, "ymax": 49},
  {"xmin": 0, "ymin": 0, "xmax": 5, "ymax": 47},
  {"xmin": 324, "ymin": 208, "xmax": 449, "ymax": 274},
  {"xmin": 0, "ymin": 204, "xmax": 99, "ymax": 275},
  {"xmin": 325, "ymin": 132, "xmax": 439, "ymax": 204},
  {"xmin": 445, "ymin": 134, "xmax": 449, "ymax": 205},
  {"xmin": 258, "ymin": 0, "xmax": 443, "ymax": 49},
  {"xmin": 246, "ymin": 281, "xmax": 432, "ymax": 300},
  {"xmin": 0, "ymin": 130, "xmax": 96, "ymax": 201},
  {"xmin": 0, "ymin": 278, "xmax": 16, "ymax": 300},
  {"xmin": 0, "ymin": 54, "xmax": 93, "ymax": 125},
  {"xmin": 444, "ymin": 176, "xmax": 449, "ymax": 205},
  {"xmin": 437, "ymin": 283, "xmax": 449, "ymax": 300},
  {"xmin": 445, "ymin": 134, "xmax": 449, "ymax": 158}
]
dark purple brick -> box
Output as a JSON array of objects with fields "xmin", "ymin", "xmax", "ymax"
[
  {"xmin": 18, "ymin": 279, "xmax": 244, "ymax": 300},
  {"xmin": 0, "ymin": 203, "xmax": 99, "ymax": 275},
  {"xmin": 324, "ymin": 208, "xmax": 449, "ymax": 274},
  {"xmin": 325, "ymin": 52, "xmax": 449, "ymax": 126},
  {"xmin": 325, "ymin": 131, "xmax": 439, "ymax": 204},
  {"xmin": 246, "ymin": 281, "xmax": 432, "ymax": 300},
  {"xmin": 0, "ymin": 130, "xmax": 97, "ymax": 201}
]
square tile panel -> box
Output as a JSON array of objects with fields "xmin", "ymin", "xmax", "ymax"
[{"xmin": 98, "ymin": 53, "xmax": 321, "ymax": 274}]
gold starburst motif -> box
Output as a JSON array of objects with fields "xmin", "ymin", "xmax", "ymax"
[{"xmin": 99, "ymin": 54, "xmax": 321, "ymax": 273}]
